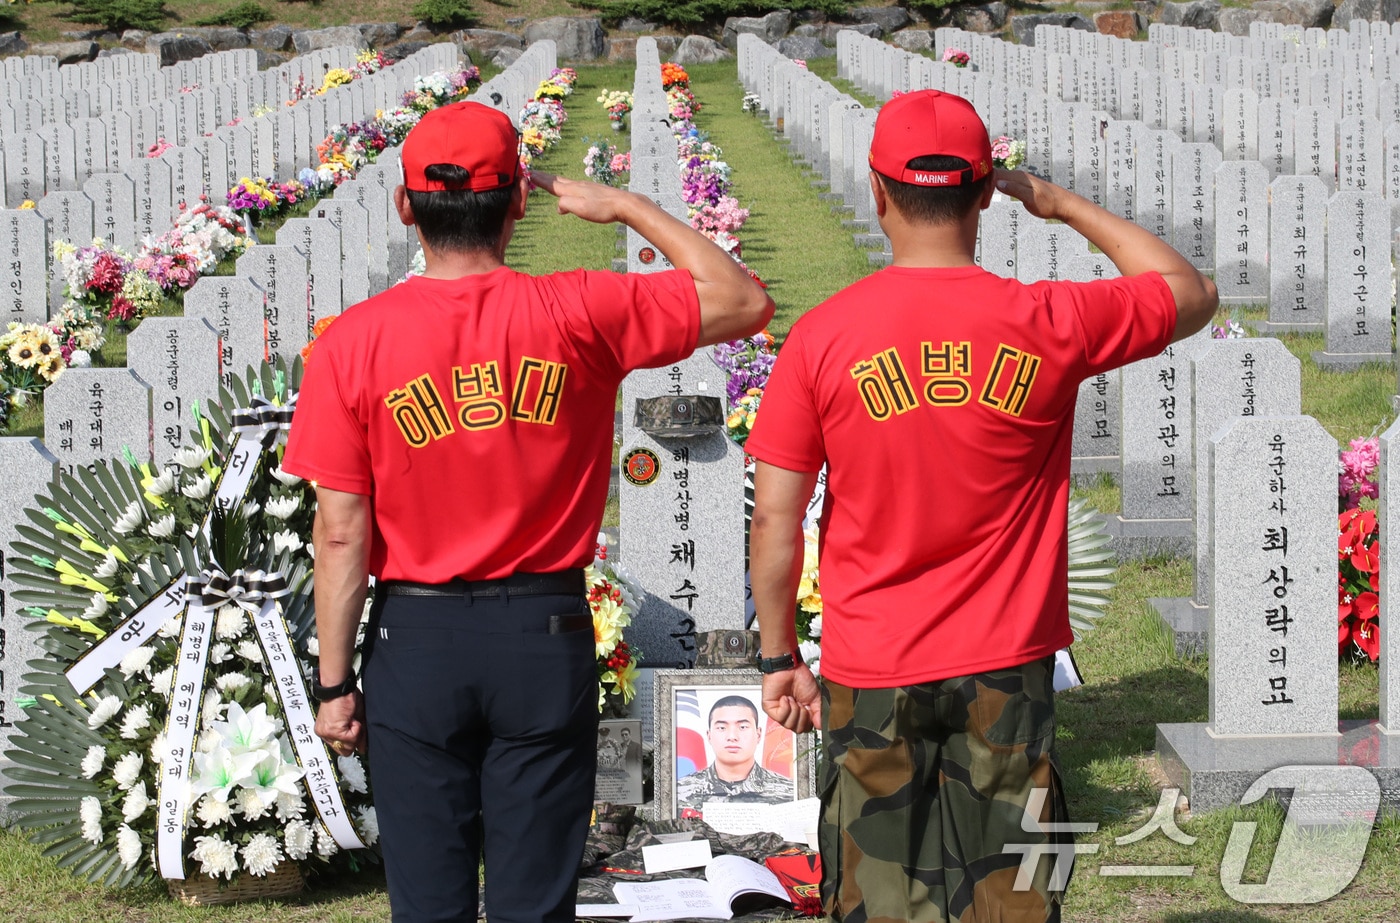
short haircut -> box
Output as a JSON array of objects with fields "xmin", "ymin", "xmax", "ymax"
[
  {"xmin": 708, "ymin": 695, "xmax": 759, "ymax": 727},
  {"xmin": 877, "ymin": 155, "xmax": 990, "ymax": 226},
  {"xmin": 405, "ymin": 163, "xmax": 514, "ymax": 253}
]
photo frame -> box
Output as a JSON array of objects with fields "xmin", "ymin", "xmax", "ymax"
[
  {"xmin": 653, "ymin": 669, "xmax": 817, "ymax": 824},
  {"xmin": 594, "ymin": 718, "xmax": 644, "ymax": 805}
]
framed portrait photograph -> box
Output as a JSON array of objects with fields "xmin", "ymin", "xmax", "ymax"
[
  {"xmin": 594, "ymin": 718, "xmax": 644, "ymax": 805},
  {"xmin": 653, "ymin": 669, "xmax": 816, "ymax": 830}
]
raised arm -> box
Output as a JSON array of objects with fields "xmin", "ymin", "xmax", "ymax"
[
  {"xmin": 531, "ymin": 171, "xmax": 775, "ymax": 346},
  {"xmin": 994, "ymin": 168, "xmax": 1218, "ymax": 342}
]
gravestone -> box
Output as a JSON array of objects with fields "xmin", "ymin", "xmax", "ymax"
[
  {"xmin": 0, "ymin": 437, "xmax": 59, "ymax": 819},
  {"xmin": 235, "ymin": 246, "xmax": 310, "ymax": 365},
  {"xmin": 1135, "ymin": 130, "xmax": 1174, "ymax": 243},
  {"xmin": 124, "ymin": 158, "xmax": 173, "ymax": 242},
  {"xmin": 182, "ymin": 277, "xmax": 269, "ymax": 390},
  {"xmin": 1264, "ymin": 175, "xmax": 1326, "ymax": 332},
  {"xmin": 1339, "ymin": 116, "xmax": 1382, "ymax": 193},
  {"xmin": 1072, "ymin": 369, "xmax": 1121, "ymax": 475},
  {"xmin": 72, "ymin": 119, "xmax": 108, "ymax": 185},
  {"xmin": 1017, "ymin": 219, "xmax": 1071, "ymax": 282},
  {"xmin": 313, "ymin": 198, "xmax": 370, "ymax": 309},
  {"xmin": 979, "ymin": 198, "xmax": 1021, "ymax": 279},
  {"xmin": 127, "ymin": 318, "xmax": 221, "ymax": 467},
  {"xmin": 1222, "ymin": 88, "xmax": 1260, "ymax": 162},
  {"xmin": 1172, "ymin": 143, "xmax": 1222, "ymax": 272},
  {"xmin": 43, "ymin": 368, "xmax": 153, "ymax": 476},
  {"xmin": 1207, "ymin": 415, "xmax": 1336, "ymax": 736},
  {"xmin": 1212, "ymin": 161, "xmax": 1269, "ymax": 304},
  {"xmin": 37, "ymin": 192, "xmax": 95, "ymax": 312},
  {"xmin": 1257, "ymin": 99, "xmax": 1293, "ymax": 178},
  {"xmin": 1317, "ymin": 191, "xmax": 1393, "ymax": 369},
  {"xmin": 276, "ymin": 218, "xmax": 343, "ymax": 330},
  {"xmin": 0, "ymin": 210, "xmax": 49, "ymax": 324},
  {"xmin": 1381, "ymin": 417, "xmax": 1400, "ymax": 731},
  {"xmin": 4, "ymin": 132, "xmax": 45, "ymax": 205},
  {"xmin": 83, "ymin": 172, "xmax": 137, "ymax": 250}
]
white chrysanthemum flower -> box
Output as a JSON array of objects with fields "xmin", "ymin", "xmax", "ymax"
[
  {"xmin": 158, "ymin": 614, "xmax": 182, "ymax": 638},
  {"xmin": 147, "ymin": 514, "xmax": 176, "ymax": 539},
  {"xmin": 150, "ymin": 732, "xmax": 166, "ymax": 766},
  {"xmin": 150, "ymin": 667, "xmax": 174, "ymax": 698},
  {"xmin": 145, "ymin": 467, "xmax": 177, "ymax": 497},
  {"xmin": 79, "ymin": 796, "xmax": 103, "ymax": 845},
  {"xmin": 315, "ymin": 823, "xmax": 339, "ymax": 858},
  {"xmin": 117, "ymin": 824, "xmax": 142, "ymax": 869},
  {"xmin": 270, "ymin": 466, "xmax": 303, "ymax": 487},
  {"xmin": 92, "ymin": 553, "xmax": 119, "ymax": 581},
  {"xmin": 271, "ymin": 530, "xmax": 304, "ymax": 555},
  {"xmin": 809, "ymin": 615, "xmax": 822, "ymax": 638},
  {"xmin": 119, "ymin": 704, "xmax": 151, "ymax": 739},
  {"xmin": 215, "ymin": 672, "xmax": 251, "ymax": 694},
  {"xmin": 336, "ymin": 754, "xmax": 368, "ymax": 794},
  {"xmin": 305, "ymin": 636, "xmax": 320, "ymax": 657},
  {"xmin": 192, "ymin": 834, "xmax": 238, "ymax": 879},
  {"xmin": 196, "ymin": 794, "xmax": 233, "ymax": 828},
  {"xmin": 172, "ymin": 446, "xmax": 211, "ymax": 469},
  {"xmin": 215, "ymin": 605, "xmax": 247, "ymax": 640},
  {"xmin": 119, "ymin": 646, "xmax": 156, "ymax": 679},
  {"xmin": 263, "ymin": 495, "xmax": 300, "ymax": 520},
  {"xmin": 87, "ymin": 695, "xmax": 122, "ymax": 729},
  {"xmin": 242, "ymin": 832, "xmax": 283, "ymax": 877},
  {"xmin": 201, "ymin": 690, "xmax": 223, "ymax": 728},
  {"xmin": 181, "ymin": 473, "xmax": 213, "ymax": 499},
  {"xmin": 112, "ymin": 751, "xmax": 143, "ymax": 790},
  {"xmin": 242, "ymin": 501, "xmax": 260, "ymax": 518},
  {"xmin": 210, "ymin": 643, "xmax": 232, "ymax": 664},
  {"xmin": 121, "ymin": 781, "xmax": 150, "ymax": 822},
  {"xmin": 80, "ymin": 745, "xmax": 105, "ymax": 779},
  {"xmin": 355, "ymin": 806, "xmax": 379, "ymax": 846},
  {"xmin": 236, "ymin": 787, "xmax": 271, "ymax": 821},
  {"xmin": 236, "ymin": 640, "xmax": 263, "ymax": 664},
  {"xmin": 275, "ymin": 791, "xmax": 306, "ymax": 823},
  {"xmin": 113, "ymin": 500, "xmax": 144, "ymax": 534},
  {"xmin": 284, "ymin": 819, "xmax": 314, "ymax": 860}
]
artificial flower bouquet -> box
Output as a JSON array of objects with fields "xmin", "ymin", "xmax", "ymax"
[
  {"xmin": 598, "ymin": 88, "xmax": 634, "ymax": 125},
  {"xmin": 990, "ymin": 135, "xmax": 1026, "ymax": 170},
  {"xmin": 1339, "ymin": 505, "xmax": 1380, "ymax": 662},
  {"xmin": 583, "ymin": 139, "xmax": 631, "ymax": 188},
  {"xmin": 588, "ymin": 553, "xmax": 642, "ymax": 711},
  {"xmin": 54, "ymin": 239, "xmax": 166, "ymax": 323},
  {"xmin": 661, "ymin": 62, "xmax": 690, "ymax": 91},
  {"xmin": 942, "ymin": 47, "xmax": 970, "ymax": 67}
]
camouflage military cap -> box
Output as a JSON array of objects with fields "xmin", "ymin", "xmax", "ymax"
[
  {"xmin": 695, "ymin": 629, "xmax": 762, "ymax": 669},
  {"xmin": 633, "ymin": 395, "xmax": 725, "ymax": 437}
]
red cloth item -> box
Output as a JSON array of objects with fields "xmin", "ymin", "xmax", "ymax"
[
  {"xmin": 867, "ymin": 90, "xmax": 994, "ymax": 186},
  {"xmin": 746, "ymin": 266, "xmax": 1176, "ymax": 687},
  {"xmin": 401, "ymin": 100, "xmax": 519, "ymax": 192},
  {"xmin": 282, "ymin": 266, "xmax": 699, "ymax": 582}
]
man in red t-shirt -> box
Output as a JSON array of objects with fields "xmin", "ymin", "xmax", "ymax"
[
  {"xmin": 746, "ymin": 90, "xmax": 1216, "ymax": 922},
  {"xmin": 281, "ymin": 101, "xmax": 772, "ymax": 923}
]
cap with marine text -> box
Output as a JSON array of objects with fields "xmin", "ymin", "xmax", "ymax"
[
  {"xmin": 400, "ymin": 100, "xmax": 520, "ymax": 193},
  {"xmin": 868, "ymin": 89, "xmax": 993, "ymax": 187}
]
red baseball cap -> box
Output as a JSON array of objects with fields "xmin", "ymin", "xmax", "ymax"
[
  {"xmin": 401, "ymin": 101, "xmax": 520, "ymax": 193},
  {"xmin": 868, "ymin": 90, "xmax": 993, "ymax": 187}
]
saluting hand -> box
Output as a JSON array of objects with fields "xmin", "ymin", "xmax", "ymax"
[
  {"xmin": 530, "ymin": 171, "xmax": 636, "ymax": 226},
  {"xmin": 993, "ymin": 167, "xmax": 1068, "ymax": 222}
]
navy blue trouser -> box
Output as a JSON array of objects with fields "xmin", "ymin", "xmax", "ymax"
[{"xmin": 362, "ymin": 586, "xmax": 599, "ymax": 923}]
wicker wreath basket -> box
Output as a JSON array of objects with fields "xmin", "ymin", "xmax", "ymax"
[{"xmin": 167, "ymin": 861, "xmax": 306, "ymax": 906}]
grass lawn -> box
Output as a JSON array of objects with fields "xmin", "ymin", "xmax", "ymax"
[{"xmin": 4, "ymin": 57, "xmax": 1398, "ymax": 923}]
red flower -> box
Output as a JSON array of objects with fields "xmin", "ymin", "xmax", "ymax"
[
  {"xmin": 1354, "ymin": 591, "xmax": 1379, "ymax": 621},
  {"xmin": 1352, "ymin": 540, "xmax": 1379, "ymax": 574},
  {"xmin": 87, "ymin": 252, "xmax": 125, "ymax": 294},
  {"xmin": 1357, "ymin": 618, "xmax": 1380, "ymax": 661},
  {"xmin": 106, "ymin": 295, "xmax": 135, "ymax": 321}
]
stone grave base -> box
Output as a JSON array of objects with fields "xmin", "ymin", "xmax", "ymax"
[
  {"xmin": 1311, "ymin": 350, "xmax": 1395, "ymax": 372},
  {"xmin": 1157, "ymin": 719, "xmax": 1400, "ymax": 813},
  {"xmin": 1101, "ymin": 516, "xmax": 1191, "ymax": 560},
  {"xmin": 1149, "ymin": 596, "xmax": 1207, "ymax": 657},
  {"xmin": 1070, "ymin": 455, "xmax": 1118, "ymax": 478},
  {"xmin": 1217, "ymin": 296, "xmax": 1270, "ymax": 307},
  {"xmin": 1247, "ymin": 319, "xmax": 1323, "ymax": 335}
]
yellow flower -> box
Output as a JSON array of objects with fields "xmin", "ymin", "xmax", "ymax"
[
  {"xmin": 745, "ymin": 411, "xmax": 757, "ymax": 429},
  {"xmin": 799, "ymin": 589, "xmax": 823, "ymax": 614},
  {"xmin": 17, "ymin": 200, "xmax": 35, "ymax": 209},
  {"xmin": 36, "ymin": 353, "xmax": 65, "ymax": 383},
  {"xmin": 593, "ymin": 600, "xmax": 623, "ymax": 657},
  {"xmin": 8, "ymin": 331, "xmax": 42, "ymax": 367},
  {"xmin": 726, "ymin": 412, "xmax": 744, "ymax": 429},
  {"xmin": 604, "ymin": 659, "xmax": 639, "ymax": 704}
]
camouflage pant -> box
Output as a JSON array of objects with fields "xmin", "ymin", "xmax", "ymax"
[{"xmin": 819, "ymin": 656, "xmax": 1071, "ymax": 923}]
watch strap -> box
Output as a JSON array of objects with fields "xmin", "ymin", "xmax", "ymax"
[
  {"xmin": 756, "ymin": 651, "xmax": 799, "ymax": 674},
  {"xmin": 312, "ymin": 667, "xmax": 358, "ymax": 702}
]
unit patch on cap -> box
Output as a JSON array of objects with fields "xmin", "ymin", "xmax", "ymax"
[{"xmin": 639, "ymin": 247, "xmax": 656, "ymax": 265}]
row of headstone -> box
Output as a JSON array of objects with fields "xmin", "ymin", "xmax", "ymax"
[{"xmin": 0, "ymin": 40, "xmax": 561, "ymax": 817}]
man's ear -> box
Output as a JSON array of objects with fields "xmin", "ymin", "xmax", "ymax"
[
  {"xmin": 869, "ymin": 171, "xmax": 888, "ymax": 219},
  {"xmin": 509, "ymin": 172, "xmax": 530, "ymax": 221},
  {"xmin": 393, "ymin": 185, "xmax": 416, "ymax": 227},
  {"xmin": 979, "ymin": 174, "xmax": 996, "ymax": 210}
]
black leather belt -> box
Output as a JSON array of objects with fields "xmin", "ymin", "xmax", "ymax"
[{"xmin": 383, "ymin": 569, "xmax": 585, "ymax": 598}]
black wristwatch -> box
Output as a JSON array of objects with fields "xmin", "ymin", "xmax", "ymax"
[
  {"xmin": 312, "ymin": 667, "xmax": 358, "ymax": 702},
  {"xmin": 756, "ymin": 651, "xmax": 801, "ymax": 674}
]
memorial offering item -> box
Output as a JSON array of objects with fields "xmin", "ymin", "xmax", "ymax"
[
  {"xmin": 401, "ymin": 66, "xmax": 483, "ymax": 116},
  {"xmin": 520, "ymin": 69, "xmax": 579, "ymax": 162},
  {"xmin": 595, "ymin": 719, "xmax": 644, "ymax": 805},
  {"xmin": 613, "ymin": 854, "xmax": 806, "ymax": 921},
  {"xmin": 991, "ymin": 135, "xmax": 1026, "ymax": 170},
  {"xmin": 589, "ymin": 552, "xmax": 642, "ymax": 710},
  {"xmin": 53, "ymin": 241, "xmax": 167, "ymax": 324},
  {"xmin": 599, "ymin": 89, "xmax": 634, "ymax": 129},
  {"xmin": 741, "ymin": 94, "xmax": 762, "ymax": 116},
  {"xmin": 583, "ymin": 140, "xmax": 632, "ymax": 188},
  {"xmin": 1338, "ymin": 506, "xmax": 1380, "ymax": 662},
  {"xmin": 661, "ymin": 63, "xmax": 691, "ymax": 92},
  {"xmin": 942, "ymin": 48, "xmax": 971, "ymax": 68},
  {"xmin": 0, "ymin": 309, "xmax": 105, "ymax": 422},
  {"xmin": 4, "ymin": 358, "xmax": 376, "ymax": 895}
]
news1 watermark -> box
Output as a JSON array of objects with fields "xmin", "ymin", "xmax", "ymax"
[{"xmin": 1008, "ymin": 765, "xmax": 1382, "ymax": 904}]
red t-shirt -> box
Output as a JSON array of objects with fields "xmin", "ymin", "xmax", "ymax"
[
  {"xmin": 282, "ymin": 266, "xmax": 700, "ymax": 582},
  {"xmin": 746, "ymin": 266, "xmax": 1176, "ymax": 688}
]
